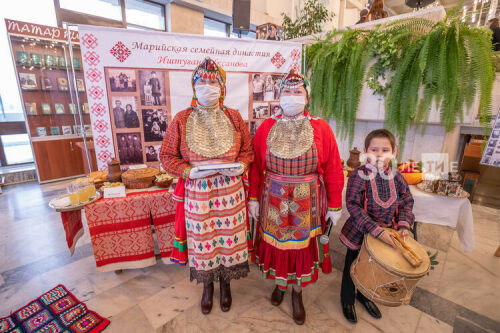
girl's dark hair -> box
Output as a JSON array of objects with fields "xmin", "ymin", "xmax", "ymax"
[{"xmin": 364, "ymin": 129, "xmax": 396, "ymax": 151}]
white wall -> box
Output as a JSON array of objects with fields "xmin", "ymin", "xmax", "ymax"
[
  {"xmin": 344, "ymin": 7, "xmax": 361, "ymax": 27},
  {"xmin": 330, "ymin": 119, "xmax": 449, "ymax": 163}
]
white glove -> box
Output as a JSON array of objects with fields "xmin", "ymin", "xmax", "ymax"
[
  {"xmin": 248, "ymin": 201, "xmax": 260, "ymax": 220},
  {"xmin": 219, "ymin": 164, "xmax": 245, "ymax": 177},
  {"xmin": 189, "ymin": 167, "xmax": 218, "ymax": 179},
  {"xmin": 325, "ymin": 210, "xmax": 342, "ymax": 226}
]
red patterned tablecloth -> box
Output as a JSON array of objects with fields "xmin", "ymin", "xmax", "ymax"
[{"xmin": 60, "ymin": 189, "xmax": 176, "ymax": 272}]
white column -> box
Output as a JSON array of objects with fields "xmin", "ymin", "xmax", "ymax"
[{"xmin": 338, "ymin": 0, "xmax": 346, "ymax": 28}]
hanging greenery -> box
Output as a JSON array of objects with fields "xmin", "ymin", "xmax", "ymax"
[{"xmin": 306, "ymin": 12, "xmax": 496, "ymax": 152}]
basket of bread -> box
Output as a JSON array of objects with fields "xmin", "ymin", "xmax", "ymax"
[{"xmin": 154, "ymin": 172, "xmax": 174, "ymax": 188}]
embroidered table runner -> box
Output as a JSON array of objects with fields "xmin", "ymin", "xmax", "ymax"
[{"xmin": 59, "ymin": 189, "xmax": 176, "ymax": 271}]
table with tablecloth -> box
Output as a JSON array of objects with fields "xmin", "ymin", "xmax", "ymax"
[
  {"xmin": 59, "ymin": 188, "xmax": 177, "ymax": 272},
  {"xmin": 409, "ymin": 185, "xmax": 474, "ymax": 252}
]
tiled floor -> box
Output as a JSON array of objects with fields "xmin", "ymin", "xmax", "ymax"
[{"xmin": 1, "ymin": 181, "xmax": 499, "ymax": 332}]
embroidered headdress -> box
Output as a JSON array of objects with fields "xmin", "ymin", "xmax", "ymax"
[
  {"xmin": 279, "ymin": 69, "xmax": 309, "ymax": 92},
  {"xmin": 191, "ymin": 57, "xmax": 226, "ymax": 107}
]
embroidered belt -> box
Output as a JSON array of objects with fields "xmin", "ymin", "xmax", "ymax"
[{"xmin": 265, "ymin": 172, "xmax": 327, "ymax": 217}]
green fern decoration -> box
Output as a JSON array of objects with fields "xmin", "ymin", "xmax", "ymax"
[{"xmin": 306, "ymin": 10, "xmax": 496, "ymax": 152}]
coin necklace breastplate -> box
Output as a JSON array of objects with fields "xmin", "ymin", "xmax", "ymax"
[
  {"xmin": 267, "ymin": 117, "xmax": 314, "ymax": 159},
  {"xmin": 186, "ymin": 105, "xmax": 235, "ymax": 158}
]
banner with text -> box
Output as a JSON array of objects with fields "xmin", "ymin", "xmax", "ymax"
[{"xmin": 78, "ymin": 24, "xmax": 302, "ymax": 170}]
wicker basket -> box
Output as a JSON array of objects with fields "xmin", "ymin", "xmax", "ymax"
[
  {"xmin": 155, "ymin": 178, "xmax": 173, "ymax": 188},
  {"xmin": 122, "ymin": 168, "xmax": 159, "ymax": 189}
]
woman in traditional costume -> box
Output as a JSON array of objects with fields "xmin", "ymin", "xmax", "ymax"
[
  {"xmin": 159, "ymin": 57, "xmax": 254, "ymax": 315},
  {"xmin": 248, "ymin": 70, "xmax": 344, "ymax": 325}
]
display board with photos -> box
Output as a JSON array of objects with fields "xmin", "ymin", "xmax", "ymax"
[
  {"xmin": 6, "ymin": 20, "xmax": 91, "ymax": 139},
  {"xmin": 480, "ymin": 109, "xmax": 500, "ymax": 167},
  {"xmin": 105, "ymin": 67, "xmax": 286, "ymax": 168}
]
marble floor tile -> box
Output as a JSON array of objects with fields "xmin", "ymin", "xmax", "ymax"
[
  {"xmin": 416, "ymin": 244, "xmax": 446, "ymax": 294},
  {"xmin": 139, "ymin": 275, "xmax": 202, "ymax": 329},
  {"xmin": 83, "ymin": 286, "xmax": 139, "ymax": 319},
  {"xmin": 416, "ymin": 312, "xmax": 453, "ymax": 333},
  {"xmin": 430, "ymin": 247, "xmax": 500, "ymax": 322},
  {"xmin": 453, "ymin": 316, "xmax": 492, "ymax": 333},
  {"xmin": 105, "ymin": 304, "xmax": 155, "ymax": 333},
  {"xmin": 314, "ymin": 272, "xmax": 424, "ymax": 333},
  {"xmin": 0, "ymin": 275, "xmax": 51, "ymax": 315}
]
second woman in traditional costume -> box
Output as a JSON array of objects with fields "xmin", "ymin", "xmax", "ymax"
[{"xmin": 248, "ymin": 70, "xmax": 344, "ymax": 325}]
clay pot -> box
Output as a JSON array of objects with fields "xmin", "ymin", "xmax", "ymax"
[
  {"xmin": 347, "ymin": 147, "xmax": 361, "ymax": 169},
  {"xmin": 106, "ymin": 159, "xmax": 122, "ymax": 182}
]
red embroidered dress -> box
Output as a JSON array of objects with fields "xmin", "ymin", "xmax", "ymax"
[
  {"xmin": 249, "ymin": 112, "xmax": 344, "ymax": 290},
  {"xmin": 159, "ymin": 106, "xmax": 254, "ymax": 283}
]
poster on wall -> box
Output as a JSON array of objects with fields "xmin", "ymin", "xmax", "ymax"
[
  {"xmin": 78, "ymin": 24, "xmax": 302, "ymax": 170},
  {"xmin": 480, "ymin": 108, "xmax": 500, "ymax": 167}
]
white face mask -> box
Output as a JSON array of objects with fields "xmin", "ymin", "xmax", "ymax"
[
  {"xmin": 280, "ymin": 95, "xmax": 306, "ymax": 117},
  {"xmin": 195, "ymin": 84, "xmax": 221, "ymax": 106}
]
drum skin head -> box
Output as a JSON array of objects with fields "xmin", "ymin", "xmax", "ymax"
[{"xmin": 365, "ymin": 228, "xmax": 430, "ymax": 277}]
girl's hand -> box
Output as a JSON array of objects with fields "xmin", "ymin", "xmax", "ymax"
[
  {"xmin": 398, "ymin": 229, "xmax": 409, "ymax": 240},
  {"xmin": 378, "ymin": 231, "xmax": 396, "ymax": 248}
]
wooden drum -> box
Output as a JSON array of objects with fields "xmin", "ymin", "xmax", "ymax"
[{"xmin": 350, "ymin": 228, "xmax": 430, "ymax": 307}]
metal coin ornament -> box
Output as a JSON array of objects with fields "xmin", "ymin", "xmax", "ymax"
[
  {"xmin": 186, "ymin": 106, "xmax": 234, "ymax": 158},
  {"xmin": 267, "ymin": 118, "xmax": 314, "ymax": 159}
]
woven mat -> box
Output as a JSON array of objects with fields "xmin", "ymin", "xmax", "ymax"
[{"xmin": 0, "ymin": 285, "xmax": 109, "ymax": 333}]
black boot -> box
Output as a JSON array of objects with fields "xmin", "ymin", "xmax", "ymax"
[
  {"xmin": 291, "ymin": 288, "xmax": 305, "ymax": 325},
  {"xmin": 220, "ymin": 278, "xmax": 232, "ymax": 312},
  {"xmin": 270, "ymin": 286, "xmax": 285, "ymax": 306},
  {"xmin": 356, "ymin": 293, "xmax": 381, "ymax": 319},
  {"xmin": 341, "ymin": 302, "xmax": 357, "ymax": 323},
  {"xmin": 201, "ymin": 282, "xmax": 214, "ymax": 315}
]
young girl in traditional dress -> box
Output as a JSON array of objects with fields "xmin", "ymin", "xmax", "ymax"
[
  {"xmin": 340, "ymin": 129, "xmax": 415, "ymax": 323},
  {"xmin": 249, "ymin": 70, "xmax": 344, "ymax": 325}
]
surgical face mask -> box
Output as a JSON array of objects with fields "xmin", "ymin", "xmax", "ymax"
[
  {"xmin": 280, "ymin": 95, "xmax": 306, "ymax": 117},
  {"xmin": 195, "ymin": 84, "xmax": 221, "ymax": 106}
]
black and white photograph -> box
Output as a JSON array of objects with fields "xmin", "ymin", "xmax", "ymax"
[
  {"xmin": 264, "ymin": 75, "xmax": 278, "ymax": 101},
  {"xmin": 145, "ymin": 145, "xmax": 161, "ymax": 162},
  {"xmin": 108, "ymin": 69, "xmax": 137, "ymax": 92},
  {"xmin": 116, "ymin": 132, "xmax": 143, "ymax": 165},
  {"xmin": 270, "ymin": 103, "xmax": 281, "ymax": 117},
  {"xmin": 111, "ymin": 96, "xmax": 139, "ymax": 129},
  {"xmin": 139, "ymin": 70, "xmax": 165, "ymax": 106},
  {"xmin": 252, "ymin": 74, "xmax": 265, "ymax": 101},
  {"xmin": 272, "ymin": 74, "xmax": 285, "ymax": 99},
  {"xmin": 253, "ymin": 102, "xmax": 269, "ymax": 119},
  {"xmin": 142, "ymin": 109, "xmax": 168, "ymax": 142},
  {"xmin": 487, "ymin": 139, "xmax": 497, "ymax": 148},
  {"xmin": 491, "ymin": 130, "xmax": 500, "ymax": 139},
  {"xmin": 19, "ymin": 73, "xmax": 37, "ymax": 90},
  {"xmin": 249, "ymin": 120, "xmax": 264, "ymax": 137},
  {"xmin": 482, "ymin": 156, "xmax": 491, "ymax": 164},
  {"xmin": 493, "ymin": 159, "xmax": 500, "ymax": 167},
  {"xmin": 485, "ymin": 147, "xmax": 494, "ymax": 156},
  {"xmin": 494, "ymin": 121, "xmax": 500, "ymax": 129}
]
